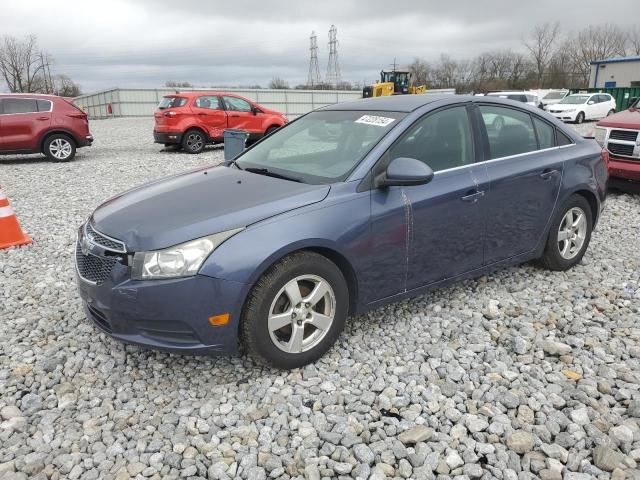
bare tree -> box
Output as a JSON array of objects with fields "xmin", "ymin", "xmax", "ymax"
[
  {"xmin": 408, "ymin": 57, "xmax": 430, "ymax": 87},
  {"xmin": 269, "ymin": 77, "xmax": 289, "ymax": 89},
  {"xmin": 53, "ymin": 74, "xmax": 81, "ymax": 97},
  {"xmin": 565, "ymin": 24, "xmax": 627, "ymax": 86},
  {"xmin": 628, "ymin": 26, "xmax": 640, "ymax": 56},
  {"xmin": 524, "ymin": 22, "xmax": 560, "ymax": 88},
  {"xmin": 165, "ymin": 80, "xmax": 193, "ymax": 88},
  {"xmin": 0, "ymin": 35, "xmax": 46, "ymax": 92}
]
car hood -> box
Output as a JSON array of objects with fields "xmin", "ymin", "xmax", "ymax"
[
  {"xmin": 91, "ymin": 165, "xmax": 330, "ymax": 251},
  {"xmin": 597, "ymin": 108, "xmax": 640, "ymax": 129}
]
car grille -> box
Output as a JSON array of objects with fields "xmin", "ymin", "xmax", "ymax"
[
  {"xmin": 75, "ymin": 242, "xmax": 118, "ymax": 285},
  {"xmin": 609, "ymin": 129, "xmax": 639, "ymax": 142},
  {"xmin": 608, "ymin": 143, "xmax": 636, "ymax": 158},
  {"xmin": 86, "ymin": 223, "xmax": 126, "ymax": 252}
]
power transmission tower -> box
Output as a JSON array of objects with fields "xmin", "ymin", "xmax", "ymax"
[
  {"xmin": 325, "ymin": 25, "xmax": 341, "ymax": 87},
  {"xmin": 307, "ymin": 31, "xmax": 321, "ymax": 87}
]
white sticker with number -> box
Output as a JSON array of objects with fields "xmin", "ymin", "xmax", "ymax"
[{"xmin": 355, "ymin": 115, "xmax": 396, "ymax": 127}]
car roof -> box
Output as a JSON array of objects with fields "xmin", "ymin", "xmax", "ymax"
[
  {"xmin": 0, "ymin": 93, "xmax": 61, "ymax": 99},
  {"xmin": 168, "ymin": 91, "xmax": 243, "ymax": 98},
  {"xmin": 320, "ymin": 94, "xmax": 464, "ymax": 112}
]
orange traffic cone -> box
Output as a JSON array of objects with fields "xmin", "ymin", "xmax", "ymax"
[{"xmin": 0, "ymin": 187, "xmax": 32, "ymax": 249}]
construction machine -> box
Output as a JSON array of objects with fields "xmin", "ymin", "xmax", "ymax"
[{"xmin": 363, "ymin": 68, "xmax": 427, "ymax": 98}]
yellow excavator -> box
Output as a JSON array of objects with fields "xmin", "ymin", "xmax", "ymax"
[{"xmin": 363, "ymin": 67, "xmax": 427, "ymax": 98}]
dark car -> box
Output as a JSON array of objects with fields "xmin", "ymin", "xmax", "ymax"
[
  {"xmin": 153, "ymin": 91, "xmax": 287, "ymax": 154},
  {"xmin": 0, "ymin": 94, "xmax": 93, "ymax": 161},
  {"xmin": 75, "ymin": 95, "xmax": 607, "ymax": 369}
]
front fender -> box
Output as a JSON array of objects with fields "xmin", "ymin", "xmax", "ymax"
[{"xmin": 198, "ymin": 189, "xmax": 371, "ymax": 298}]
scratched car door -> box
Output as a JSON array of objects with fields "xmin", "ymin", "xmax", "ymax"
[{"xmin": 371, "ymin": 105, "xmax": 486, "ymax": 293}]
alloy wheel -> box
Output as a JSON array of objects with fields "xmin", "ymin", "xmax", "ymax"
[
  {"xmin": 50, "ymin": 138, "xmax": 73, "ymax": 160},
  {"xmin": 557, "ymin": 207, "xmax": 587, "ymax": 260},
  {"xmin": 267, "ymin": 274, "xmax": 336, "ymax": 354},
  {"xmin": 186, "ymin": 133, "xmax": 203, "ymax": 151}
]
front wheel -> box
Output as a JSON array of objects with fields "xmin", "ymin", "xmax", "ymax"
[
  {"xmin": 539, "ymin": 195, "xmax": 593, "ymax": 271},
  {"xmin": 181, "ymin": 129, "xmax": 206, "ymax": 154},
  {"xmin": 265, "ymin": 126, "xmax": 280, "ymax": 137},
  {"xmin": 44, "ymin": 134, "xmax": 76, "ymax": 162},
  {"xmin": 575, "ymin": 112, "xmax": 585, "ymax": 124},
  {"xmin": 241, "ymin": 252, "xmax": 349, "ymax": 369}
]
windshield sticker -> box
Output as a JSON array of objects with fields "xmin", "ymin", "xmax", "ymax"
[{"xmin": 355, "ymin": 115, "xmax": 396, "ymax": 127}]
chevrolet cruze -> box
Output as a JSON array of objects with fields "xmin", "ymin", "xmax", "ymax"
[{"xmin": 75, "ymin": 95, "xmax": 607, "ymax": 369}]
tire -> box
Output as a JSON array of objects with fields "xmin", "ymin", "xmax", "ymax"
[
  {"xmin": 241, "ymin": 251, "xmax": 349, "ymax": 369},
  {"xmin": 181, "ymin": 129, "xmax": 206, "ymax": 154},
  {"xmin": 607, "ymin": 109, "xmax": 615, "ymax": 116},
  {"xmin": 575, "ymin": 112, "xmax": 585, "ymax": 124},
  {"xmin": 265, "ymin": 126, "xmax": 280, "ymax": 137},
  {"xmin": 44, "ymin": 134, "xmax": 76, "ymax": 162},
  {"xmin": 539, "ymin": 195, "xmax": 593, "ymax": 271}
]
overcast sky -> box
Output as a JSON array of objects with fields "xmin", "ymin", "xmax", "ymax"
[{"xmin": 2, "ymin": 0, "xmax": 638, "ymax": 93}]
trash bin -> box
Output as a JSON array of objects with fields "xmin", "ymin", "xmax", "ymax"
[{"xmin": 223, "ymin": 129, "xmax": 249, "ymax": 161}]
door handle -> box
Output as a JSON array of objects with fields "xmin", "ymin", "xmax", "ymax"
[
  {"xmin": 539, "ymin": 169, "xmax": 558, "ymax": 180},
  {"xmin": 461, "ymin": 190, "xmax": 485, "ymax": 202},
  {"xmin": 37, "ymin": 116, "xmax": 49, "ymax": 121},
  {"xmin": 230, "ymin": 114, "xmax": 240, "ymax": 118},
  {"xmin": 198, "ymin": 113, "xmax": 208, "ymax": 116}
]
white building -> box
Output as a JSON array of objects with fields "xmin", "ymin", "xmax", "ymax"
[{"xmin": 589, "ymin": 55, "xmax": 640, "ymax": 89}]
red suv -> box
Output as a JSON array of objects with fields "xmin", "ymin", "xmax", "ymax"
[
  {"xmin": 596, "ymin": 97, "xmax": 640, "ymax": 185},
  {"xmin": 0, "ymin": 94, "xmax": 93, "ymax": 162},
  {"xmin": 153, "ymin": 91, "xmax": 287, "ymax": 154}
]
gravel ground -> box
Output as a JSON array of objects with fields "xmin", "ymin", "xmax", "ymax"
[{"xmin": 1, "ymin": 118, "xmax": 640, "ymax": 480}]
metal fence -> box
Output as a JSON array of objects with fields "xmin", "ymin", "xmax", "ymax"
[{"xmin": 73, "ymin": 87, "xmax": 457, "ymax": 119}]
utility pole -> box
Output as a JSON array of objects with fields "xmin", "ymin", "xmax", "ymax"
[
  {"xmin": 307, "ymin": 31, "xmax": 321, "ymax": 87},
  {"xmin": 325, "ymin": 25, "xmax": 341, "ymax": 88}
]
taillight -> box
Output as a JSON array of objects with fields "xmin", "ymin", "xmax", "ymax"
[{"xmin": 67, "ymin": 113, "xmax": 87, "ymax": 119}]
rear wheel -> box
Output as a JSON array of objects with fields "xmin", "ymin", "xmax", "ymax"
[
  {"xmin": 241, "ymin": 252, "xmax": 349, "ymax": 369},
  {"xmin": 575, "ymin": 112, "xmax": 585, "ymax": 124},
  {"xmin": 182, "ymin": 129, "xmax": 206, "ymax": 154},
  {"xmin": 44, "ymin": 134, "xmax": 76, "ymax": 162},
  {"xmin": 607, "ymin": 109, "xmax": 615, "ymax": 116},
  {"xmin": 539, "ymin": 195, "xmax": 593, "ymax": 271},
  {"xmin": 265, "ymin": 125, "xmax": 280, "ymax": 137}
]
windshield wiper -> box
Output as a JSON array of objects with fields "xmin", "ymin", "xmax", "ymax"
[{"xmin": 244, "ymin": 167, "xmax": 303, "ymax": 183}]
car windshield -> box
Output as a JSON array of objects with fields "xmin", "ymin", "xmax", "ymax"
[
  {"xmin": 543, "ymin": 91, "xmax": 567, "ymax": 100},
  {"xmin": 235, "ymin": 110, "xmax": 405, "ymax": 184},
  {"xmin": 560, "ymin": 95, "xmax": 589, "ymax": 105},
  {"xmin": 158, "ymin": 97, "xmax": 187, "ymax": 109}
]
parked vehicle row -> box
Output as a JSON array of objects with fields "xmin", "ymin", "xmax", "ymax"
[
  {"xmin": 0, "ymin": 93, "xmax": 93, "ymax": 161},
  {"xmin": 75, "ymin": 95, "xmax": 608, "ymax": 368}
]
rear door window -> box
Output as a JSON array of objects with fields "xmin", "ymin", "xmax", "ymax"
[
  {"xmin": 194, "ymin": 96, "xmax": 222, "ymax": 110},
  {"xmin": 479, "ymin": 105, "xmax": 537, "ymax": 158},
  {"xmin": 2, "ymin": 98, "xmax": 38, "ymax": 114}
]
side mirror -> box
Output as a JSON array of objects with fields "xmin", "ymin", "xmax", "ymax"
[
  {"xmin": 587, "ymin": 100, "xmax": 595, "ymax": 105},
  {"xmin": 375, "ymin": 157, "xmax": 434, "ymax": 188},
  {"xmin": 251, "ymin": 106, "xmax": 259, "ymax": 115}
]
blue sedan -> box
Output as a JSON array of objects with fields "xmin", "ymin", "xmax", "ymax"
[{"xmin": 75, "ymin": 95, "xmax": 608, "ymax": 368}]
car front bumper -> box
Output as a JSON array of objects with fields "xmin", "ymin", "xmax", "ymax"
[
  {"xmin": 548, "ymin": 111, "xmax": 577, "ymax": 122},
  {"xmin": 608, "ymin": 157, "xmax": 640, "ymax": 182},
  {"xmin": 154, "ymin": 131, "xmax": 183, "ymax": 144},
  {"xmin": 79, "ymin": 135, "xmax": 94, "ymax": 147},
  {"xmin": 75, "ymin": 249, "xmax": 247, "ymax": 355}
]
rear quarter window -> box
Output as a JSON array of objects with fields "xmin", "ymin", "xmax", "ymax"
[
  {"xmin": 37, "ymin": 100, "xmax": 52, "ymax": 112},
  {"xmin": 158, "ymin": 97, "xmax": 187, "ymax": 109},
  {"xmin": 557, "ymin": 130, "xmax": 574, "ymax": 146}
]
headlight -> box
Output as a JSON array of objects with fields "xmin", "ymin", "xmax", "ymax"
[
  {"xmin": 131, "ymin": 228, "xmax": 243, "ymax": 280},
  {"xmin": 594, "ymin": 127, "xmax": 607, "ymax": 147}
]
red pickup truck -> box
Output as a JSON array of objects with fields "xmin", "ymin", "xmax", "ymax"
[{"xmin": 596, "ymin": 97, "xmax": 640, "ymax": 185}]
